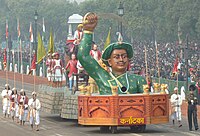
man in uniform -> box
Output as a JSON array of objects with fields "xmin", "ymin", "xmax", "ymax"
[
  {"xmin": 52, "ymin": 52, "xmax": 64, "ymax": 87},
  {"xmin": 73, "ymin": 24, "xmax": 83, "ymax": 45},
  {"xmin": 46, "ymin": 53, "xmax": 53, "ymax": 86},
  {"xmin": 170, "ymin": 87, "xmax": 182, "ymax": 127},
  {"xmin": 89, "ymin": 42, "xmax": 102, "ymax": 61},
  {"xmin": 18, "ymin": 89, "xmax": 29, "ymax": 125},
  {"xmin": 10, "ymin": 88, "xmax": 19, "ymax": 122},
  {"xmin": 77, "ymin": 13, "xmax": 146, "ymax": 95},
  {"xmin": 65, "ymin": 53, "xmax": 78, "ymax": 90},
  {"xmin": 187, "ymin": 84, "xmax": 199, "ymax": 131},
  {"xmin": 1, "ymin": 84, "xmax": 12, "ymax": 117},
  {"xmin": 28, "ymin": 91, "xmax": 41, "ymax": 131}
]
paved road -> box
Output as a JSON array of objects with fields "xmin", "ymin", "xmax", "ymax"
[{"xmin": 0, "ymin": 111, "xmax": 199, "ymax": 136}]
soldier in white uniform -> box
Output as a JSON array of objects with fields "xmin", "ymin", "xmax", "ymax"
[
  {"xmin": 9, "ymin": 88, "xmax": 19, "ymax": 122},
  {"xmin": 18, "ymin": 89, "xmax": 29, "ymax": 125},
  {"xmin": 171, "ymin": 87, "xmax": 182, "ymax": 127},
  {"xmin": 28, "ymin": 91, "xmax": 41, "ymax": 131},
  {"xmin": 52, "ymin": 52, "xmax": 64, "ymax": 87},
  {"xmin": 1, "ymin": 84, "xmax": 12, "ymax": 118}
]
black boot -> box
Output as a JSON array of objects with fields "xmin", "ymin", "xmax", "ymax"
[
  {"xmin": 172, "ymin": 120, "xmax": 175, "ymax": 125},
  {"xmin": 31, "ymin": 124, "xmax": 33, "ymax": 130},
  {"xmin": 23, "ymin": 121, "xmax": 25, "ymax": 126}
]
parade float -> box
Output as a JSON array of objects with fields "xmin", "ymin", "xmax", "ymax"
[
  {"xmin": 76, "ymin": 12, "xmax": 169, "ymax": 133},
  {"xmin": 78, "ymin": 80, "xmax": 169, "ymax": 133}
]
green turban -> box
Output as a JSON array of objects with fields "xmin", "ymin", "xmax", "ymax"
[{"xmin": 102, "ymin": 42, "xmax": 133, "ymax": 66}]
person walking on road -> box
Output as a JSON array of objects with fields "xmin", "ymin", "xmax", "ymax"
[
  {"xmin": 28, "ymin": 91, "xmax": 41, "ymax": 131},
  {"xmin": 170, "ymin": 87, "xmax": 182, "ymax": 127},
  {"xmin": 187, "ymin": 84, "xmax": 199, "ymax": 131}
]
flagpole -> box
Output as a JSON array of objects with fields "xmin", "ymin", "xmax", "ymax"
[
  {"xmin": 20, "ymin": 39, "xmax": 24, "ymax": 89},
  {"xmin": 144, "ymin": 46, "xmax": 148, "ymax": 77},
  {"xmin": 13, "ymin": 49, "xmax": 16, "ymax": 88},
  {"xmin": 155, "ymin": 42, "xmax": 160, "ymax": 84},
  {"xmin": 34, "ymin": 73, "xmax": 36, "ymax": 92},
  {"xmin": 6, "ymin": 20, "xmax": 8, "ymax": 85},
  {"xmin": 30, "ymin": 42, "xmax": 32, "ymax": 67}
]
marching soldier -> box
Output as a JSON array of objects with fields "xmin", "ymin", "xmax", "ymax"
[
  {"xmin": 18, "ymin": 89, "xmax": 29, "ymax": 125},
  {"xmin": 1, "ymin": 84, "xmax": 12, "ymax": 118},
  {"xmin": 170, "ymin": 87, "xmax": 182, "ymax": 127},
  {"xmin": 52, "ymin": 52, "xmax": 64, "ymax": 87},
  {"xmin": 187, "ymin": 84, "xmax": 199, "ymax": 131},
  {"xmin": 28, "ymin": 91, "xmax": 41, "ymax": 131},
  {"xmin": 46, "ymin": 53, "xmax": 53, "ymax": 86}
]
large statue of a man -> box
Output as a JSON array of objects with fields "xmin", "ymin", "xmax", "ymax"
[{"xmin": 78, "ymin": 13, "xmax": 146, "ymax": 95}]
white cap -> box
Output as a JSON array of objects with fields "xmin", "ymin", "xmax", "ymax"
[
  {"xmin": 20, "ymin": 89, "xmax": 24, "ymax": 92},
  {"xmin": 12, "ymin": 88, "xmax": 16, "ymax": 91},
  {"xmin": 32, "ymin": 91, "xmax": 37, "ymax": 95},
  {"xmin": 174, "ymin": 87, "xmax": 178, "ymax": 91},
  {"xmin": 5, "ymin": 84, "xmax": 9, "ymax": 87}
]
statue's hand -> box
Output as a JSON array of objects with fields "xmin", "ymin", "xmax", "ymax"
[{"xmin": 83, "ymin": 12, "xmax": 98, "ymax": 32}]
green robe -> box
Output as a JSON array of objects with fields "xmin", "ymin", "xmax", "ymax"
[{"xmin": 77, "ymin": 33, "xmax": 147, "ymax": 95}]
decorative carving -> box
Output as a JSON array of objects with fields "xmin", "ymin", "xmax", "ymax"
[
  {"xmin": 119, "ymin": 106, "xmax": 144, "ymax": 118},
  {"xmin": 127, "ymin": 99, "xmax": 136, "ymax": 103},
  {"xmin": 152, "ymin": 105, "xmax": 166, "ymax": 116},
  {"xmin": 88, "ymin": 106, "xmax": 110, "ymax": 118}
]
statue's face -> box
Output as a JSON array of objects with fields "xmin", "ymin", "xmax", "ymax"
[{"xmin": 108, "ymin": 49, "xmax": 128, "ymax": 74}]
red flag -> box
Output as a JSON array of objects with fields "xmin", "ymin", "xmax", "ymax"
[
  {"xmin": 172, "ymin": 57, "xmax": 179, "ymax": 74},
  {"xmin": 3, "ymin": 48, "xmax": 7, "ymax": 70},
  {"xmin": 30, "ymin": 53, "xmax": 36, "ymax": 70},
  {"xmin": 6, "ymin": 20, "xmax": 8, "ymax": 39},
  {"xmin": 29, "ymin": 22, "xmax": 33, "ymax": 42},
  {"xmin": 17, "ymin": 19, "xmax": 21, "ymax": 39}
]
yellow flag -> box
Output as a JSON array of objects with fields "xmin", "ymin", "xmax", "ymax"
[
  {"xmin": 37, "ymin": 32, "xmax": 46, "ymax": 64},
  {"xmin": 48, "ymin": 29, "xmax": 54, "ymax": 53},
  {"xmin": 104, "ymin": 27, "xmax": 111, "ymax": 49}
]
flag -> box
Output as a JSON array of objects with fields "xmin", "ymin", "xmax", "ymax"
[
  {"xmin": 37, "ymin": 32, "xmax": 46, "ymax": 64},
  {"xmin": 29, "ymin": 53, "xmax": 36, "ymax": 75},
  {"xmin": 48, "ymin": 28, "xmax": 54, "ymax": 53},
  {"xmin": 104, "ymin": 27, "xmax": 111, "ymax": 49},
  {"xmin": 178, "ymin": 20, "xmax": 182, "ymax": 45},
  {"xmin": 3, "ymin": 48, "xmax": 7, "ymax": 70},
  {"xmin": 172, "ymin": 57, "xmax": 179, "ymax": 74},
  {"xmin": 17, "ymin": 19, "xmax": 21, "ymax": 40},
  {"xmin": 29, "ymin": 22, "xmax": 33, "ymax": 43},
  {"xmin": 6, "ymin": 20, "xmax": 8, "ymax": 39},
  {"xmin": 42, "ymin": 18, "xmax": 46, "ymax": 42}
]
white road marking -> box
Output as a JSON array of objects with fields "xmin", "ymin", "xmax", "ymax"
[
  {"xmin": 130, "ymin": 133, "xmax": 143, "ymax": 136},
  {"xmin": 55, "ymin": 134, "xmax": 63, "ymax": 136}
]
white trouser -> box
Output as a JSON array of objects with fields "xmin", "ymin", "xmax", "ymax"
[
  {"xmin": 15, "ymin": 104, "xmax": 19, "ymax": 117},
  {"xmin": 2, "ymin": 99, "xmax": 8, "ymax": 114},
  {"xmin": 29, "ymin": 110, "xmax": 40, "ymax": 125},
  {"xmin": 171, "ymin": 108, "xmax": 182, "ymax": 121},
  {"xmin": 7, "ymin": 101, "xmax": 10, "ymax": 115},
  {"xmin": 3, "ymin": 104, "xmax": 8, "ymax": 114},
  {"xmin": 19, "ymin": 109, "xmax": 28, "ymax": 121}
]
